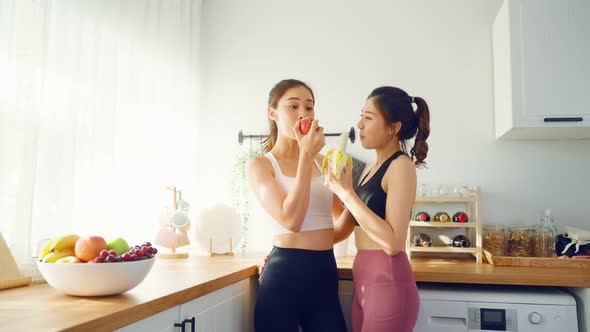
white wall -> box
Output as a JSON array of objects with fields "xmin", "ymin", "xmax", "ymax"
[{"xmin": 198, "ymin": 0, "xmax": 590, "ymax": 251}]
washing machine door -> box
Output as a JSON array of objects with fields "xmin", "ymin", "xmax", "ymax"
[{"xmin": 415, "ymin": 300, "xmax": 468, "ymax": 332}]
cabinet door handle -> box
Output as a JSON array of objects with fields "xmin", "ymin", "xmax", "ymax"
[
  {"xmin": 174, "ymin": 320, "xmax": 186, "ymax": 332},
  {"xmin": 184, "ymin": 317, "xmax": 196, "ymax": 332},
  {"xmin": 544, "ymin": 117, "xmax": 583, "ymax": 122}
]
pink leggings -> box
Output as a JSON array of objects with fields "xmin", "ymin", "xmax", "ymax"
[{"xmin": 352, "ymin": 250, "xmax": 419, "ymax": 332}]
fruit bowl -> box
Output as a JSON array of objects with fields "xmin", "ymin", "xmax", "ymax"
[{"xmin": 37, "ymin": 257, "xmax": 155, "ymax": 296}]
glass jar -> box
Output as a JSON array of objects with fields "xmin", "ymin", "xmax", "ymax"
[
  {"xmin": 19, "ymin": 257, "xmax": 46, "ymax": 284},
  {"xmin": 483, "ymin": 225, "xmax": 506, "ymax": 256},
  {"xmin": 507, "ymin": 225, "xmax": 534, "ymax": 257},
  {"xmin": 533, "ymin": 209, "xmax": 557, "ymax": 257}
]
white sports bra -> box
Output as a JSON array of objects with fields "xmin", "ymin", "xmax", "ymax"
[{"xmin": 264, "ymin": 152, "xmax": 334, "ymax": 235}]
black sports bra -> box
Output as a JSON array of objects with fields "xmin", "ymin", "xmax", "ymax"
[{"xmin": 354, "ymin": 151, "xmax": 406, "ymax": 226}]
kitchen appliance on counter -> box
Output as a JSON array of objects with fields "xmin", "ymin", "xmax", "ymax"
[{"xmin": 416, "ymin": 282, "xmax": 578, "ymax": 332}]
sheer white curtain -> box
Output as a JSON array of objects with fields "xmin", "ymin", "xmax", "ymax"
[{"xmin": 0, "ymin": 0, "xmax": 201, "ymax": 262}]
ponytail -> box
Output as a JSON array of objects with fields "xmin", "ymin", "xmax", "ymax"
[
  {"xmin": 410, "ymin": 96, "xmax": 430, "ymax": 167},
  {"xmin": 262, "ymin": 120, "xmax": 277, "ymax": 153},
  {"xmin": 368, "ymin": 87, "xmax": 431, "ymax": 168}
]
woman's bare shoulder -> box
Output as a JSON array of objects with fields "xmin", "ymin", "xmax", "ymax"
[
  {"xmin": 246, "ymin": 155, "xmax": 274, "ymax": 177},
  {"xmin": 383, "ymin": 153, "xmax": 416, "ymax": 194},
  {"xmin": 386, "ymin": 154, "xmax": 416, "ymax": 178}
]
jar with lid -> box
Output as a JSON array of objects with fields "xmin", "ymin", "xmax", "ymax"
[
  {"xmin": 483, "ymin": 225, "xmax": 506, "ymax": 256},
  {"xmin": 507, "ymin": 225, "xmax": 534, "ymax": 257}
]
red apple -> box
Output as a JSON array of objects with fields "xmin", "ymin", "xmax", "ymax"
[
  {"xmin": 75, "ymin": 236, "xmax": 108, "ymax": 262},
  {"xmin": 299, "ymin": 118, "xmax": 312, "ymax": 135}
]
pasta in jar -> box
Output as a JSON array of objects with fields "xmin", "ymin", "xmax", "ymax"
[
  {"xmin": 507, "ymin": 225, "xmax": 534, "ymax": 257},
  {"xmin": 483, "ymin": 225, "xmax": 506, "ymax": 256}
]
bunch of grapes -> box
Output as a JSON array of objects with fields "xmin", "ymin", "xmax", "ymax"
[{"xmin": 93, "ymin": 242, "xmax": 158, "ymax": 263}]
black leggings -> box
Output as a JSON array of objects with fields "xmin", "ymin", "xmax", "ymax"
[{"xmin": 254, "ymin": 247, "xmax": 347, "ymax": 332}]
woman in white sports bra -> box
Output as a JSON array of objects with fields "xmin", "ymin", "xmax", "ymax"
[{"xmin": 246, "ymin": 79, "xmax": 347, "ymax": 332}]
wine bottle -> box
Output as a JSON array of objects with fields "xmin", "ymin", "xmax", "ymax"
[
  {"xmin": 433, "ymin": 212, "xmax": 451, "ymax": 222},
  {"xmin": 452, "ymin": 212, "xmax": 469, "ymax": 223},
  {"xmin": 452, "ymin": 235, "xmax": 471, "ymax": 247},
  {"xmin": 413, "ymin": 233, "xmax": 432, "ymax": 247},
  {"xmin": 414, "ymin": 211, "xmax": 431, "ymax": 222}
]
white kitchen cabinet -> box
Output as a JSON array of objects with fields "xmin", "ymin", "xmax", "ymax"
[
  {"xmin": 180, "ymin": 278, "xmax": 251, "ymax": 332},
  {"xmin": 492, "ymin": 0, "xmax": 590, "ymax": 140},
  {"xmin": 114, "ymin": 306, "xmax": 180, "ymax": 332},
  {"xmin": 213, "ymin": 284, "xmax": 251, "ymax": 331},
  {"xmin": 114, "ymin": 278, "xmax": 253, "ymax": 332}
]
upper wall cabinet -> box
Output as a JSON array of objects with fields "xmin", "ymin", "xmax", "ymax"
[{"xmin": 493, "ymin": 0, "xmax": 590, "ymax": 140}]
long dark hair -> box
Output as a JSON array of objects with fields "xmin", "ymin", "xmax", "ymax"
[
  {"xmin": 262, "ymin": 79, "xmax": 315, "ymax": 153},
  {"xmin": 368, "ymin": 86, "xmax": 430, "ymax": 167}
]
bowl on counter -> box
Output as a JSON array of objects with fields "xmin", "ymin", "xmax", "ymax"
[{"xmin": 37, "ymin": 258, "xmax": 155, "ymax": 296}]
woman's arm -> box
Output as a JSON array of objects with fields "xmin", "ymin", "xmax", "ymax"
[
  {"xmin": 331, "ymin": 193, "xmax": 344, "ymax": 224},
  {"xmin": 331, "ymin": 159, "xmax": 369, "ymax": 244},
  {"xmin": 246, "ymin": 154, "xmax": 315, "ymax": 232},
  {"xmin": 381, "ymin": 158, "xmax": 416, "ymax": 254},
  {"xmin": 246, "ymin": 119, "xmax": 325, "ymax": 232},
  {"xmin": 333, "ymin": 205, "xmax": 355, "ymax": 244}
]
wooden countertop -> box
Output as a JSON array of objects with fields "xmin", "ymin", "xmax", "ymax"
[
  {"xmin": 0, "ymin": 255, "xmax": 260, "ymax": 332},
  {"xmin": 1, "ymin": 254, "xmax": 589, "ymax": 332},
  {"xmin": 336, "ymin": 256, "xmax": 590, "ymax": 287}
]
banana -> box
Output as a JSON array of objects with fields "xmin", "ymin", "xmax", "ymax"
[
  {"xmin": 55, "ymin": 256, "xmax": 82, "ymax": 263},
  {"xmin": 322, "ymin": 132, "xmax": 353, "ymax": 179},
  {"xmin": 41, "ymin": 249, "xmax": 75, "ymax": 263},
  {"xmin": 38, "ymin": 238, "xmax": 54, "ymax": 260},
  {"xmin": 51, "ymin": 234, "xmax": 80, "ymax": 252}
]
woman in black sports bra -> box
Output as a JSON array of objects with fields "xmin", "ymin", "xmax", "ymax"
[{"xmin": 324, "ymin": 86, "xmax": 431, "ymax": 332}]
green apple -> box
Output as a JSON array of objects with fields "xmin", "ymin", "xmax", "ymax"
[{"xmin": 107, "ymin": 237, "xmax": 130, "ymax": 256}]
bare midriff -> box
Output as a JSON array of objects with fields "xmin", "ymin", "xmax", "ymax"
[
  {"xmin": 354, "ymin": 226, "xmax": 383, "ymax": 250},
  {"xmin": 273, "ymin": 228, "xmax": 334, "ymax": 250}
]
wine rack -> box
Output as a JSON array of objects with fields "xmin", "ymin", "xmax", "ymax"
[{"xmin": 406, "ymin": 186, "xmax": 483, "ymax": 263}]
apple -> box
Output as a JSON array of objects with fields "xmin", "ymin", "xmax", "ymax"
[
  {"xmin": 107, "ymin": 237, "xmax": 130, "ymax": 256},
  {"xmin": 75, "ymin": 236, "xmax": 108, "ymax": 262},
  {"xmin": 299, "ymin": 118, "xmax": 312, "ymax": 135}
]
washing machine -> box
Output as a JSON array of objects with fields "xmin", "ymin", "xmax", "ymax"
[{"xmin": 415, "ymin": 283, "xmax": 578, "ymax": 332}]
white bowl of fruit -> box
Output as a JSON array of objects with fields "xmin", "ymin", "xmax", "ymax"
[{"xmin": 37, "ymin": 235, "xmax": 157, "ymax": 296}]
